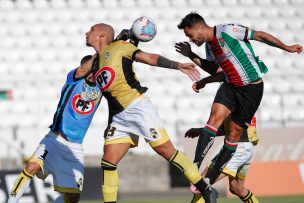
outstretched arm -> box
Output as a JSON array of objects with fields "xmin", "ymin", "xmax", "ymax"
[
  {"xmin": 134, "ymin": 51, "xmax": 201, "ymax": 81},
  {"xmin": 175, "ymin": 42, "xmax": 219, "ymax": 75},
  {"xmin": 253, "ymin": 31, "xmax": 303, "ymax": 54},
  {"xmin": 192, "ymin": 71, "xmax": 225, "ymax": 93}
]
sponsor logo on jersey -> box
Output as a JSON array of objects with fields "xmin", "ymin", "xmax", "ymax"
[
  {"xmin": 94, "ymin": 66, "xmax": 116, "ymax": 92},
  {"xmin": 82, "ymin": 83, "xmax": 101, "ymax": 101},
  {"xmin": 72, "ymin": 94, "xmax": 95, "ymax": 115}
]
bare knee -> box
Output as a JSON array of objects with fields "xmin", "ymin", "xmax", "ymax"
[
  {"xmin": 153, "ymin": 141, "xmax": 176, "ymax": 160},
  {"xmin": 64, "ymin": 193, "xmax": 80, "ymax": 203},
  {"xmin": 207, "ymin": 103, "xmax": 231, "ymax": 128},
  {"xmin": 227, "ymin": 124, "xmax": 244, "ymax": 142},
  {"xmin": 229, "ymin": 181, "xmax": 240, "ymax": 195},
  {"xmin": 25, "ymin": 162, "xmax": 41, "ymax": 176}
]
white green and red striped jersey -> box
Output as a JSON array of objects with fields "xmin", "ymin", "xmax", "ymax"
[{"xmin": 205, "ymin": 23, "xmax": 268, "ymax": 87}]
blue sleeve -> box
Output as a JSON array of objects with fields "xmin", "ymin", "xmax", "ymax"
[{"xmin": 66, "ymin": 68, "xmax": 77, "ymax": 84}]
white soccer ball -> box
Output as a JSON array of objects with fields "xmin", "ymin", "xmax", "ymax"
[{"xmin": 131, "ymin": 16, "xmax": 157, "ymax": 42}]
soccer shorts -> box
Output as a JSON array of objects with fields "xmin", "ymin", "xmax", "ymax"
[
  {"xmin": 213, "ymin": 81, "xmax": 263, "ymax": 128},
  {"xmin": 208, "ymin": 142, "xmax": 254, "ymax": 180},
  {"xmin": 104, "ymin": 96, "xmax": 170, "ymax": 148},
  {"xmin": 28, "ymin": 131, "xmax": 84, "ymax": 194}
]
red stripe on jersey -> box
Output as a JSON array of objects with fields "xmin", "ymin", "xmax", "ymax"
[{"xmin": 209, "ymin": 37, "xmax": 244, "ymax": 87}]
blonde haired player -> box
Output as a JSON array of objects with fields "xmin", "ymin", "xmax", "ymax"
[{"xmin": 85, "ymin": 21, "xmax": 218, "ymax": 203}]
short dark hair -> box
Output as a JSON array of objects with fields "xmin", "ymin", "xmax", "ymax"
[
  {"xmin": 177, "ymin": 12, "xmax": 205, "ymax": 29},
  {"xmin": 80, "ymin": 55, "xmax": 93, "ymax": 65}
]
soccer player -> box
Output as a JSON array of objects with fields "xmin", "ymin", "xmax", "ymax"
[
  {"xmin": 85, "ymin": 23, "xmax": 218, "ymax": 203},
  {"xmin": 189, "ymin": 116, "xmax": 259, "ymax": 203},
  {"xmin": 7, "ymin": 55, "xmax": 102, "ymax": 203},
  {"xmin": 176, "ymin": 12, "xmax": 303, "ymax": 185}
]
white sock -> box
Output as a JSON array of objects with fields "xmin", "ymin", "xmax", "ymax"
[{"xmin": 7, "ymin": 170, "xmax": 33, "ymax": 203}]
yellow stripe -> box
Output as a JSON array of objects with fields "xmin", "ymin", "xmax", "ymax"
[
  {"xmin": 54, "ymin": 185, "xmax": 81, "ymax": 194},
  {"xmin": 105, "ymin": 137, "xmax": 138, "ymax": 147},
  {"xmin": 221, "ymin": 167, "xmax": 237, "ymax": 178},
  {"xmin": 149, "ymin": 128, "xmax": 170, "ymax": 148}
]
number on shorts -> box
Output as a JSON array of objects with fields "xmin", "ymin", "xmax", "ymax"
[
  {"xmin": 40, "ymin": 150, "xmax": 48, "ymax": 160},
  {"xmin": 105, "ymin": 126, "xmax": 116, "ymax": 139},
  {"xmin": 150, "ymin": 128, "xmax": 159, "ymax": 139}
]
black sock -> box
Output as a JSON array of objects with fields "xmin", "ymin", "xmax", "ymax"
[
  {"xmin": 193, "ymin": 125, "xmax": 217, "ymax": 168},
  {"xmin": 206, "ymin": 139, "xmax": 238, "ymax": 184}
]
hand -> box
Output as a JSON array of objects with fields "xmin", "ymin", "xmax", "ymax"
[
  {"xmin": 178, "ymin": 63, "xmax": 201, "ymax": 81},
  {"xmin": 175, "ymin": 41, "xmax": 193, "ymax": 57},
  {"xmin": 286, "ymin": 44, "xmax": 303, "ymax": 54},
  {"xmin": 115, "ymin": 29, "xmax": 131, "ymax": 41},
  {"xmin": 192, "ymin": 81, "xmax": 206, "ymax": 93},
  {"xmin": 185, "ymin": 128, "xmax": 204, "ymax": 138}
]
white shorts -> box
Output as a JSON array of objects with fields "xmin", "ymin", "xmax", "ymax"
[
  {"xmin": 209, "ymin": 142, "xmax": 254, "ymax": 180},
  {"xmin": 105, "ymin": 96, "xmax": 170, "ymax": 148},
  {"xmin": 29, "ymin": 131, "xmax": 84, "ymax": 194}
]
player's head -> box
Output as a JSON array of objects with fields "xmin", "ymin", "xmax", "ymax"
[
  {"xmin": 81, "ymin": 55, "xmax": 95, "ymax": 85},
  {"xmin": 178, "ymin": 12, "xmax": 209, "ymax": 46},
  {"xmin": 86, "ymin": 23, "xmax": 114, "ymax": 50}
]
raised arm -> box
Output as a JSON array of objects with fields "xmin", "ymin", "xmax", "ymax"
[
  {"xmin": 134, "ymin": 51, "xmax": 201, "ymax": 81},
  {"xmin": 175, "ymin": 41, "xmax": 219, "ymax": 75},
  {"xmin": 253, "ymin": 31, "xmax": 303, "ymax": 54},
  {"xmin": 192, "ymin": 71, "xmax": 225, "ymax": 93}
]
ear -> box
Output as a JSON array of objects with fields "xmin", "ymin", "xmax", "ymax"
[{"xmin": 99, "ymin": 30, "xmax": 107, "ymax": 38}]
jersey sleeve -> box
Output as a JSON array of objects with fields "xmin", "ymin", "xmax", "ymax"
[
  {"xmin": 66, "ymin": 68, "xmax": 77, "ymax": 83},
  {"xmin": 223, "ymin": 24, "xmax": 255, "ymax": 41}
]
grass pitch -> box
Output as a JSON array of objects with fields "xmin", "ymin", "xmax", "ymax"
[{"xmin": 80, "ymin": 195, "xmax": 304, "ymax": 203}]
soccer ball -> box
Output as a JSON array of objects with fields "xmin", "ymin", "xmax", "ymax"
[{"xmin": 131, "ymin": 16, "xmax": 157, "ymax": 42}]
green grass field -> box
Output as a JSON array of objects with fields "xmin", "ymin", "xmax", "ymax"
[{"xmin": 80, "ymin": 195, "xmax": 304, "ymax": 203}]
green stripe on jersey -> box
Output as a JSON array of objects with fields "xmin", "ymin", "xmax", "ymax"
[
  {"xmin": 244, "ymin": 42, "xmax": 268, "ymax": 75},
  {"xmin": 222, "ymin": 33, "xmax": 260, "ymax": 82}
]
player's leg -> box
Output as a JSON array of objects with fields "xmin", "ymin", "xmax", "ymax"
[
  {"xmin": 205, "ymin": 120, "xmax": 242, "ymax": 184},
  {"xmin": 7, "ymin": 140, "xmax": 48, "ymax": 203},
  {"xmin": 101, "ymin": 142, "xmax": 131, "ymax": 203},
  {"xmin": 229, "ymin": 177, "xmax": 259, "ymax": 203},
  {"xmin": 151, "ymin": 139, "xmax": 218, "ymax": 203},
  {"xmin": 190, "ymin": 102, "xmax": 231, "ymax": 169},
  {"xmin": 7, "ymin": 162, "xmax": 41, "ymax": 203}
]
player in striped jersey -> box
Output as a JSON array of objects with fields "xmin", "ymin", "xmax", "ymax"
[
  {"xmin": 8, "ymin": 55, "xmax": 102, "ymax": 203},
  {"xmin": 176, "ymin": 12, "xmax": 302, "ymax": 185},
  {"xmin": 86, "ymin": 23, "xmax": 217, "ymax": 203}
]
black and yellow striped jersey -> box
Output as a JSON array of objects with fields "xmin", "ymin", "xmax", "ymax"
[{"xmin": 94, "ymin": 40, "xmax": 148, "ymax": 117}]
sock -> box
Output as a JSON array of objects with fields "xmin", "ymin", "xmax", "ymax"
[
  {"xmin": 191, "ymin": 194, "xmax": 205, "ymax": 203},
  {"xmin": 8, "ymin": 169, "xmax": 33, "ymax": 203},
  {"xmin": 169, "ymin": 151, "xmax": 209, "ymax": 193},
  {"xmin": 240, "ymin": 190, "xmax": 259, "ymax": 203},
  {"xmin": 101, "ymin": 159, "xmax": 118, "ymax": 203},
  {"xmin": 193, "ymin": 125, "xmax": 217, "ymax": 169},
  {"xmin": 206, "ymin": 139, "xmax": 238, "ymax": 184}
]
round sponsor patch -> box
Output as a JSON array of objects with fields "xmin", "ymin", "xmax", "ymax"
[
  {"xmin": 94, "ymin": 66, "xmax": 116, "ymax": 92},
  {"xmin": 72, "ymin": 94, "xmax": 95, "ymax": 115}
]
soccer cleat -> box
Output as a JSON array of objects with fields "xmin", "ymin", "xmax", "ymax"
[{"xmin": 202, "ymin": 187, "xmax": 218, "ymax": 203}]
